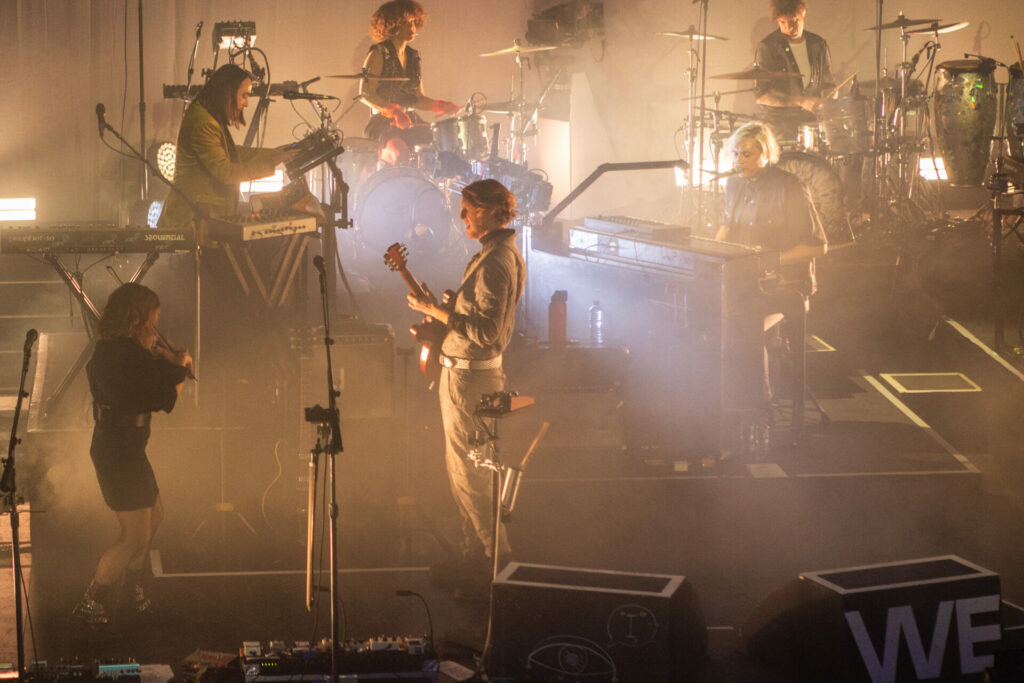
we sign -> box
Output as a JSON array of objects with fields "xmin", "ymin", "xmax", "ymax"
[{"xmin": 844, "ymin": 595, "xmax": 1000, "ymax": 682}]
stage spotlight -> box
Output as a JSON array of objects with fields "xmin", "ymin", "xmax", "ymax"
[
  {"xmin": 0, "ymin": 197, "xmax": 36, "ymax": 221},
  {"xmin": 146, "ymin": 200, "xmax": 164, "ymax": 228},
  {"xmin": 149, "ymin": 141, "xmax": 177, "ymax": 181}
]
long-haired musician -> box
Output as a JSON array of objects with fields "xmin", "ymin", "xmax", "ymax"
[
  {"xmin": 158, "ymin": 63, "xmax": 297, "ymax": 233},
  {"xmin": 72, "ymin": 283, "xmax": 193, "ymax": 626}
]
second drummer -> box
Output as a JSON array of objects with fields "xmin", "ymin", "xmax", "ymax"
[
  {"xmin": 359, "ymin": 0, "xmax": 461, "ymax": 165},
  {"xmin": 754, "ymin": 0, "xmax": 835, "ymax": 140}
]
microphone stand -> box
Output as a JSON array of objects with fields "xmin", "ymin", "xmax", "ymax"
[
  {"xmin": 307, "ymin": 257, "xmax": 344, "ymax": 683},
  {"xmin": 1, "ymin": 330, "xmax": 38, "ymax": 680}
]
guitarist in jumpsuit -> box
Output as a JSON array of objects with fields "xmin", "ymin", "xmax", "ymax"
[{"xmin": 406, "ymin": 179, "xmax": 525, "ymax": 600}]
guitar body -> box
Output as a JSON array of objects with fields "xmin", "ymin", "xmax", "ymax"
[{"xmin": 411, "ymin": 318, "xmax": 447, "ymax": 384}]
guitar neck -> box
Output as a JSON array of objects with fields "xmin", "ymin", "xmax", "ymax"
[{"xmin": 396, "ymin": 264, "xmax": 425, "ymax": 298}]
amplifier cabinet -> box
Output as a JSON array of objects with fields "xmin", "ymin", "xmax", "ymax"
[
  {"xmin": 492, "ymin": 562, "xmax": 708, "ymax": 682},
  {"xmin": 298, "ymin": 321, "xmax": 394, "ymax": 421}
]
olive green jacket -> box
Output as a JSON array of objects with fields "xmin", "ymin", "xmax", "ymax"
[{"xmin": 159, "ymin": 102, "xmax": 276, "ymax": 234}]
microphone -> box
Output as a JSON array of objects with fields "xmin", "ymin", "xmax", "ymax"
[
  {"xmin": 283, "ymin": 91, "xmax": 333, "ymax": 100},
  {"xmin": 313, "ymin": 255, "xmax": 326, "ymax": 274},
  {"xmin": 95, "ymin": 103, "xmax": 106, "ymax": 138},
  {"xmin": 24, "ymin": 329, "xmax": 38, "ymax": 353}
]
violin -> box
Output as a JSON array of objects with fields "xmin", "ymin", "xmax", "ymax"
[{"xmin": 152, "ymin": 331, "xmax": 197, "ymax": 382}]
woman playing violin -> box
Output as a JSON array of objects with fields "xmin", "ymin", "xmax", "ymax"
[{"xmin": 72, "ymin": 283, "xmax": 193, "ymax": 626}]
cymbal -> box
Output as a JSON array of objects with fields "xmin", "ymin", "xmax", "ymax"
[
  {"xmin": 326, "ymin": 73, "xmax": 409, "ymax": 81},
  {"xmin": 905, "ymin": 21, "xmax": 969, "ymax": 35},
  {"xmin": 480, "ymin": 39, "xmax": 557, "ymax": 57},
  {"xmin": 657, "ymin": 26, "xmax": 729, "ymax": 41},
  {"xmin": 865, "ymin": 13, "xmax": 940, "ymax": 31},
  {"xmin": 482, "ymin": 100, "xmax": 541, "ymax": 114},
  {"xmin": 711, "ymin": 66, "xmax": 802, "ymax": 80}
]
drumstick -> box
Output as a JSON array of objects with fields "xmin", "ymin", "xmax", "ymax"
[
  {"xmin": 1013, "ymin": 36, "xmax": 1024, "ymax": 73},
  {"xmin": 518, "ymin": 421, "xmax": 550, "ymax": 469},
  {"xmin": 824, "ymin": 71, "xmax": 858, "ymax": 100}
]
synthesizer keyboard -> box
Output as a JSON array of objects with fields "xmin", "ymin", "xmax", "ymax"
[
  {"xmin": 206, "ymin": 211, "xmax": 318, "ymax": 243},
  {"xmin": 0, "ymin": 224, "xmax": 194, "ymax": 254}
]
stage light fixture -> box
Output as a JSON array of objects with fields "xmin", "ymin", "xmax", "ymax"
[
  {"xmin": 146, "ymin": 200, "xmax": 164, "ymax": 228},
  {"xmin": 241, "ymin": 169, "xmax": 284, "ymax": 194},
  {"xmin": 0, "ymin": 197, "xmax": 36, "ymax": 221},
  {"xmin": 149, "ymin": 141, "xmax": 177, "ymax": 181},
  {"xmin": 919, "ymin": 157, "xmax": 948, "ymax": 181},
  {"xmin": 213, "ymin": 21, "xmax": 257, "ymax": 51}
]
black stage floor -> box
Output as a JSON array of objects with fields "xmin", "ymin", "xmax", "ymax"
[{"xmin": 4, "ymin": 224, "xmax": 1024, "ymax": 681}]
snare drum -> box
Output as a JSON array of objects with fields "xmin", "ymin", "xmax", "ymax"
[
  {"xmin": 934, "ymin": 59, "xmax": 998, "ymax": 186},
  {"xmin": 817, "ymin": 96, "xmax": 871, "ymax": 156},
  {"xmin": 431, "ymin": 112, "xmax": 489, "ymax": 160}
]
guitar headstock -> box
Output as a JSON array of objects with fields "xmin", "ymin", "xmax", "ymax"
[{"xmin": 384, "ymin": 242, "xmax": 408, "ymax": 272}]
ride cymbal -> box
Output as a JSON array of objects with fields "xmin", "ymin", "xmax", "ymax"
[
  {"xmin": 905, "ymin": 21, "xmax": 969, "ymax": 35},
  {"xmin": 865, "ymin": 13, "xmax": 940, "ymax": 31},
  {"xmin": 480, "ymin": 39, "xmax": 557, "ymax": 57},
  {"xmin": 711, "ymin": 66, "xmax": 802, "ymax": 80},
  {"xmin": 657, "ymin": 26, "xmax": 729, "ymax": 41}
]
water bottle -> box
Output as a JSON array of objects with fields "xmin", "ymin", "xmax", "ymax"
[
  {"xmin": 588, "ymin": 300, "xmax": 604, "ymax": 345},
  {"xmin": 548, "ymin": 290, "xmax": 567, "ymax": 343}
]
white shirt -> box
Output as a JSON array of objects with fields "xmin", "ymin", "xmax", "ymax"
[{"xmin": 790, "ymin": 39, "xmax": 811, "ymax": 90}]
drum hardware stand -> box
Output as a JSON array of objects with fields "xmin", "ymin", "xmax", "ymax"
[
  {"xmin": 302, "ymin": 255, "xmax": 346, "ymax": 683},
  {"xmin": 2, "ymin": 329, "xmax": 38, "ymax": 680}
]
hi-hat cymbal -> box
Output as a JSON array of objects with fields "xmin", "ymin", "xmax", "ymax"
[
  {"xmin": 711, "ymin": 66, "xmax": 802, "ymax": 80},
  {"xmin": 482, "ymin": 100, "xmax": 541, "ymax": 114},
  {"xmin": 905, "ymin": 21, "xmax": 969, "ymax": 35},
  {"xmin": 656, "ymin": 26, "xmax": 729, "ymax": 41},
  {"xmin": 480, "ymin": 39, "xmax": 557, "ymax": 57},
  {"xmin": 326, "ymin": 73, "xmax": 409, "ymax": 81},
  {"xmin": 865, "ymin": 13, "xmax": 940, "ymax": 31}
]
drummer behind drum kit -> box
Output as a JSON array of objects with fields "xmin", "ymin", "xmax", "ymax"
[
  {"xmin": 338, "ymin": 39, "xmax": 555, "ymax": 257},
  {"xmin": 669, "ymin": 11, "xmax": 1024, "ymax": 238}
]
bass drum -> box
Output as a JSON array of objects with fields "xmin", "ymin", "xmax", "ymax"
[
  {"xmin": 354, "ymin": 166, "xmax": 452, "ymax": 255},
  {"xmin": 777, "ymin": 152, "xmax": 852, "ymax": 243}
]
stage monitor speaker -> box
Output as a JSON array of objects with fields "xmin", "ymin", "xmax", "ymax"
[
  {"xmin": 492, "ymin": 562, "xmax": 708, "ymax": 682},
  {"xmin": 739, "ymin": 555, "xmax": 1002, "ymax": 682}
]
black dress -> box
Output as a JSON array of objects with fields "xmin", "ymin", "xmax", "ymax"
[{"xmin": 86, "ymin": 338, "xmax": 187, "ymax": 511}]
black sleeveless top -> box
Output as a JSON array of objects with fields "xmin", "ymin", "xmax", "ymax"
[{"xmin": 364, "ymin": 41, "xmax": 425, "ymax": 141}]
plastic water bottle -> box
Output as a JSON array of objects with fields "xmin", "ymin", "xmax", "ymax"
[{"xmin": 588, "ymin": 300, "xmax": 604, "ymax": 345}]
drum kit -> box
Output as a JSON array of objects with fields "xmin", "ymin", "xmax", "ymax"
[
  {"xmin": 668, "ymin": 10, "xmax": 1024, "ymax": 239},
  {"xmin": 328, "ymin": 39, "xmax": 557, "ymax": 259}
]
